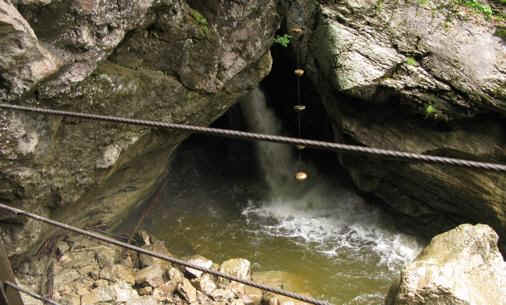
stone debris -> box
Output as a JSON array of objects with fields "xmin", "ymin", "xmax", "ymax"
[{"xmin": 15, "ymin": 232, "xmax": 309, "ymax": 305}]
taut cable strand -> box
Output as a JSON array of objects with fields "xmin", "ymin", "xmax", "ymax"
[
  {"xmin": 0, "ymin": 203, "xmax": 333, "ymax": 305},
  {"xmin": 3, "ymin": 281, "xmax": 60, "ymax": 305},
  {"xmin": 1, "ymin": 103, "xmax": 506, "ymax": 171}
]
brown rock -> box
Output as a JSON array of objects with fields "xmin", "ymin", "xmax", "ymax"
[{"xmin": 135, "ymin": 264, "xmax": 166, "ymax": 288}]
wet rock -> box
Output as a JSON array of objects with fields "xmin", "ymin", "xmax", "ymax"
[
  {"xmin": 219, "ymin": 258, "xmax": 251, "ymax": 296},
  {"xmin": 185, "ymin": 255, "xmax": 214, "ymax": 278},
  {"xmin": 135, "ymin": 264, "xmax": 166, "ymax": 288},
  {"xmin": 219, "ymin": 258, "xmax": 251, "ymax": 283},
  {"xmin": 386, "ymin": 224, "xmax": 506, "ymax": 305},
  {"xmin": 139, "ymin": 239, "xmax": 173, "ymax": 269}
]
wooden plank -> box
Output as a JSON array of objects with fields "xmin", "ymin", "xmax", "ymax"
[{"xmin": 0, "ymin": 240, "xmax": 24, "ymax": 305}]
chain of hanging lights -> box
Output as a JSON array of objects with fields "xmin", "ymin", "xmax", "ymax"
[{"xmin": 291, "ymin": 27, "xmax": 308, "ymax": 182}]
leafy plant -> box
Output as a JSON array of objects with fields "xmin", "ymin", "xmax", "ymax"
[{"xmin": 273, "ymin": 34, "xmax": 292, "ymax": 47}]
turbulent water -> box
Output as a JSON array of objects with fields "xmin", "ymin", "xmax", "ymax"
[
  {"xmin": 239, "ymin": 88, "xmax": 421, "ymax": 269},
  {"xmin": 118, "ymin": 88, "xmax": 424, "ymax": 304}
]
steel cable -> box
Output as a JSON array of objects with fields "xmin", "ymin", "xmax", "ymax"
[
  {"xmin": 1, "ymin": 103, "xmax": 505, "ymax": 172},
  {"xmin": 3, "ymin": 281, "xmax": 60, "ymax": 305},
  {"xmin": 0, "ymin": 203, "xmax": 332, "ymax": 305}
]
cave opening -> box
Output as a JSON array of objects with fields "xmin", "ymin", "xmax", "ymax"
[{"xmin": 113, "ymin": 42, "xmax": 425, "ymax": 305}]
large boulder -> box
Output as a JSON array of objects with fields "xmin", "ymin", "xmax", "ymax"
[
  {"xmin": 0, "ymin": 0, "xmax": 60, "ymax": 101},
  {"xmin": 0, "ymin": 0, "xmax": 279, "ymax": 255},
  {"xmin": 281, "ymin": 0, "xmax": 506, "ymax": 243},
  {"xmin": 386, "ymin": 224, "xmax": 506, "ymax": 305}
]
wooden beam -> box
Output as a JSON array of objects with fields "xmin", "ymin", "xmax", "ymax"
[{"xmin": 0, "ymin": 239, "xmax": 24, "ymax": 305}]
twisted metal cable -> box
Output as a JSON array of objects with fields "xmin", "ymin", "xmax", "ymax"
[
  {"xmin": 3, "ymin": 281, "xmax": 60, "ymax": 305},
  {"xmin": 1, "ymin": 103, "xmax": 505, "ymax": 172},
  {"xmin": 0, "ymin": 203, "xmax": 332, "ymax": 305}
]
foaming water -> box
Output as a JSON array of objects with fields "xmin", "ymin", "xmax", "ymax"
[{"xmin": 240, "ymin": 87, "xmax": 422, "ymax": 271}]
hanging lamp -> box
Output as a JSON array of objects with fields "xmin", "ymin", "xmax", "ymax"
[
  {"xmin": 292, "ymin": 26, "xmax": 308, "ymax": 182},
  {"xmin": 294, "ymin": 69, "xmax": 304, "ymax": 77},
  {"xmin": 295, "ymin": 170, "xmax": 308, "ymax": 181}
]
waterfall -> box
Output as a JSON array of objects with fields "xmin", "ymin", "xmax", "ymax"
[
  {"xmin": 239, "ymin": 87, "xmax": 422, "ymax": 272},
  {"xmin": 239, "ymin": 87, "xmax": 297, "ymax": 198}
]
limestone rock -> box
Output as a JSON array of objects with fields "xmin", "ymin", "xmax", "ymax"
[
  {"xmin": 219, "ymin": 258, "xmax": 251, "ymax": 295},
  {"xmin": 135, "ymin": 264, "xmax": 166, "ymax": 288},
  {"xmin": 177, "ymin": 278, "xmax": 197, "ymax": 304},
  {"xmin": 194, "ymin": 273, "xmax": 217, "ymax": 296},
  {"xmin": 0, "ymin": 0, "xmax": 61, "ymax": 101},
  {"xmin": 139, "ymin": 239, "xmax": 173, "ymax": 269},
  {"xmin": 168, "ymin": 267, "xmax": 184, "ymax": 284},
  {"xmin": 185, "ymin": 255, "xmax": 214, "ymax": 278},
  {"xmin": 284, "ymin": 0, "xmax": 506, "ymax": 244},
  {"xmin": 386, "ymin": 224, "xmax": 506, "ymax": 305},
  {"xmin": 1, "ymin": 0, "xmax": 277, "ymax": 257},
  {"xmin": 219, "ymin": 258, "xmax": 251, "ymax": 283}
]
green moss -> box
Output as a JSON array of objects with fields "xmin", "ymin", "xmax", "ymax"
[
  {"xmin": 190, "ymin": 9, "xmax": 209, "ymax": 37},
  {"xmin": 406, "ymin": 57, "xmax": 418, "ymax": 66},
  {"xmin": 495, "ymin": 27, "xmax": 506, "ymax": 40}
]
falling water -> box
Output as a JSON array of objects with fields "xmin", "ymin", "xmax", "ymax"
[
  {"xmin": 239, "ymin": 87, "xmax": 296, "ymax": 197},
  {"xmin": 239, "ymin": 86, "xmax": 423, "ymax": 286},
  {"xmin": 120, "ymin": 87, "xmax": 425, "ymax": 305}
]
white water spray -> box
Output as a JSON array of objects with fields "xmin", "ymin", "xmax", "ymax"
[{"xmin": 239, "ymin": 87, "xmax": 423, "ymax": 270}]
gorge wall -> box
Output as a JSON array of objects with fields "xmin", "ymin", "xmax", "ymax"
[
  {"xmin": 279, "ymin": 0, "xmax": 506, "ymax": 247},
  {"xmin": 0, "ymin": 0, "xmax": 278, "ymax": 256},
  {"xmin": 1, "ymin": 0, "xmax": 505, "ymax": 258}
]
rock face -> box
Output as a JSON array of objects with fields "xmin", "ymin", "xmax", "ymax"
[
  {"xmin": 0, "ymin": 0, "xmax": 279, "ymax": 255},
  {"xmin": 386, "ymin": 224, "xmax": 506, "ymax": 305},
  {"xmin": 281, "ymin": 0, "xmax": 506, "ymax": 243},
  {"xmin": 0, "ymin": 0, "xmax": 61, "ymax": 101}
]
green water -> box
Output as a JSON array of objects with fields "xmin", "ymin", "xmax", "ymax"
[{"xmin": 117, "ymin": 137, "xmax": 423, "ymax": 305}]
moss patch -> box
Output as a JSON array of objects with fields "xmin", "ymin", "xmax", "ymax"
[{"xmin": 190, "ymin": 9, "xmax": 209, "ymax": 37}]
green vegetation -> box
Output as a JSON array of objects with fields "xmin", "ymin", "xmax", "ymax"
[
  {"xmin": 495, "ymin": 27, "xmax": 506, "ymax": 39},
  {"xmin": 405, "ymin": 57, "xmax": 418, "ymax": 66},
  {"xmin": 458, "ymin": 0, "xmax": 493, "ymax": 17},
  {"xmin": 190, "ymin": 9, "xmax": 209, "ymax": 37},
  {"xmin": 273, "ymin": 34, "xmax": 292, "ymax": 47},
  {"xmin": 424, "ymin": 104, "xmax": 441, "ymax": 119}
]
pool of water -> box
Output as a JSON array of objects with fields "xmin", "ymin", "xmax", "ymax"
[{"xmin": 117, "ymin": 136, "xmax": 424, "ymax": 305}]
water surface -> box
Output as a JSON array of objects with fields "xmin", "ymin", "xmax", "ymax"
[{"xmin": 117, "ymin": 135, "xmax": 423, "ymax": 305}]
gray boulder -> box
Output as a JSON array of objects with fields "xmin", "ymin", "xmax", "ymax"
[
  {"xmin": 386, "ymin": 224, "xmax": 506, "ymax": 305},
  {"xmin": 0, "ymin": 0, "xmax": 60, "ymax": 101}
]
